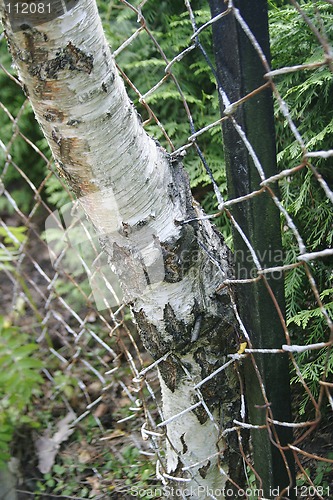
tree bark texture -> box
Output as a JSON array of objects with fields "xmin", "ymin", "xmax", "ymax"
[{"xmin": 0, "ymin": 1, "xmax": 242, "ymax": 496}]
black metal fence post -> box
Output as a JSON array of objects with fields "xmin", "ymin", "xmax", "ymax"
[{"xmin": 208, "ymin": 0, "xmax": 295, "ymax": 497}]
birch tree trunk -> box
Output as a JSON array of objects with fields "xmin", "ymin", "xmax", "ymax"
[{"xmin": 0, "ymin": 1, "xmax": 242, "ymax": 496}]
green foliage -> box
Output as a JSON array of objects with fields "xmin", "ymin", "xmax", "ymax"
[
  {"xmin": 52, "ymin": 370, "xmax": 79, "ymax": 400},
  {"xmin": 0, "ymin": 31, "xmax": 49, "ymax": 213},
  {"xmin": 0, "ymin": 27, "xmax": 69, "ymax": 214},
  {"xmin": 0, "ymin": 225, "xmax": 27, "ymax": 271},
  {"xmin": 269, "ymin": 2, "xmax": 333, "ymax": 411},
  {"xmin": 0, "ymin": 317, "xmax": 43, "ymax": 465},
  {"xmin": 43, "ymin": 174, "xmax": 72, "ymax": 209},
  {"xmin": 287, "ymin": 288, "xmax": 333, "ymax": 414},
  {"xmin": 41, "ymin": 222, "xmax": 98, "ymax": 312},
  {"xmin": 0, "ymin": 225, "xmax": 27, "ymax": 247},
  {"xmin": 296, "ymin": 452, "xmax": 333, "ymax": 489},
  {"xmin": 34, "ymin": 430, "xmax": 158, "ymax": 498},
  {"xmin": 270, "ymin": 2, "xmax": 333, "ymax": 169}
]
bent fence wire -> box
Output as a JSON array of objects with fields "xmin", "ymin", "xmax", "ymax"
[{"xmin": 0, "ymin": 0, "xmax": 332, "ymax": 498}]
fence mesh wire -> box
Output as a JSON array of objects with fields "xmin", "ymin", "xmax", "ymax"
[{"xmin": 0, "ymin": 0, "xmax": 332, "ymax": 498}]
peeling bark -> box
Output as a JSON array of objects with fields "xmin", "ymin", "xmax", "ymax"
[{"xmin": 0, "ymin": 1, "xmax": 243, "ymax": 496}]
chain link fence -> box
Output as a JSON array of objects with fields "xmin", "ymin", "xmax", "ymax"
[{"xmin": 0, "ymin": 0, "xmax": 332, "ymax": 498}]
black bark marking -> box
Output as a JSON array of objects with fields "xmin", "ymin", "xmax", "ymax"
[
  {"xmin": 51, "ymin": 128, "xmax": 62, "ymax": 146},
  {"xmin": 168, "ymin": 154, "xmax": 197, "ymax": 227},
  {"xmin": 22, "ymin": 84, "xmax": 29, "ymax": 98},
  {"xmin": 180, "ymin": 433, "xmax": 188, "ymax": 454},
  {"xmin": 161, "ymin": 224, "xmax": 197, "ymax": 283},
  {"xmin": 55, "ymin": 167, "xmax": 80, "ymax": 197},
  {"xmin": 161, "ymin": 240, "xmax": 182, "ymax": 283},
  {"xmin": 171, "ymin": 457, "xmax": 185, "ymax": 480},
  {"xmin": 45, "ymin": 42, "xmax": 93, "ymax": 78},
  {"xmin": 192, "ymin": 402, "xmax": 209, "ymax": 425},
  {"xmin": 134, "ymin": 309, "xmax": 169, "ymax": 359},
  {"xmin": 64, "ymin": 41, "xmax": 94, "ymax": 74},
  {"xmin": 120, "ymin": 222, "xmax": 131, "ymax": 237},
  {"xmin": 67, "ymin": 119, "xmax": 82, "ymax": 127},
  {"xmin": 44, "ymin": 108, "xmax": 64, "ymax": 122},
  {"xmin": 26, "ymin": 41, "xmax": 94, "ymax": 80},
  {"xmin": 199, "ymin": 460, "xmax": 210, "ymax": 479},
  {"xmin": 158, "ymin": 358, "xmax": 184, "ymax": 393},
  {"xmin": 163, "ymin": 303, "xmax": 189, "ymax": 351}
]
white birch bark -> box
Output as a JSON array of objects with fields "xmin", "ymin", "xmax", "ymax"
[{"xmin": 0, "ymin": 1, "xmax": 242, "ymax": 496}]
